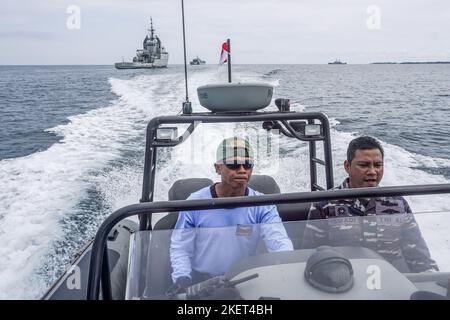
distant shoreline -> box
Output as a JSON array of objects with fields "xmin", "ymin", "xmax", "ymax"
[{"xmin": 371, "ymin": 61, "xmax": 450, "ymax": 65}]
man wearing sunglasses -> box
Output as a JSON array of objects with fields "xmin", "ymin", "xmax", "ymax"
[{"xmin": 170, "ymin": 137, "xmax": 293, "ymax": 290}]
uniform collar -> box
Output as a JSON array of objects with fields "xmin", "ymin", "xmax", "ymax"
[
  {"xmin": 337, "ymin": 177, "xmax": 375, "ymax": 212},
  {"xmin": 210, "ymin": 183, "xmax": 249, "ymax": 198}
]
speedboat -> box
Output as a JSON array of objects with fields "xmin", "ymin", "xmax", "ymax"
[{"xmin": 42, "ymin": 83, "xmax": 450, "ymax": 300}]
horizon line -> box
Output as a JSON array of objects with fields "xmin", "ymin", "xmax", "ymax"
[{"xmin": 1, "ymin": 61, "xmax": 450, "ymax": 67}]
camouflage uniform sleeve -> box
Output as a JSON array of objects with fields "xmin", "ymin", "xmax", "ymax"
[
  {"xmin": 400, "ymin": 199, "xmax": 439, "ymax": 272},
  {"xmin": 301, "ymin": 202, "xmax": 329, "ymax": 249}
]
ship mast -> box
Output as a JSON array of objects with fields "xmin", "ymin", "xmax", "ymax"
[{"xmin": 148, "ymin": 17, "xmax": 155, "ymax": 40}]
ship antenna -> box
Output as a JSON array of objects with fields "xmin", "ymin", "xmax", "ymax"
[
  {"xmin": 181, "ymin": 0, "xmax": 192, "ymax": 114},
  {"xmin": 149, "ymin": 17, "xmax": 155, "ymax": 40}
]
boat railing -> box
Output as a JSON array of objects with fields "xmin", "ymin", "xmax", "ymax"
[{"xmin": 86, "ymin": 183, "xmax": 450, "ymax": 299}]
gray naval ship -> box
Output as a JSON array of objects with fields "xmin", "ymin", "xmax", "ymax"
[
  {"xmin": 190, "ymin": 56, "xmax": 206, "ymax": 65},
  {"xmin": 115, "ymin": 18, "xmax": 169, "ymax": 69}
]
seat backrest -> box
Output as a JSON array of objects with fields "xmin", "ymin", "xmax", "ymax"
[
  {"xmin": 167, "ymin": 175, "xmax": 281, "ymax": 199},
  {"xmin": 168, "ymin": 178, "xmax": 214, "ymax": 201},
  {"xmin": 153, "ymin": 178, "xmax": 213, "ymax": 230},
  {"xmin": 277, "ymin": 202, "xmax": 312, "ymax": 250},
  {"xmin": 247, "ymin": 175, "xmax": 311, "ymax": 249},
  {"xmin": 248, "ymin": 174, "xmax": 280, "ymax": 194},
  {"xmin": 247, "ymin": 175, "xmax": 311, "ymax": 222}
]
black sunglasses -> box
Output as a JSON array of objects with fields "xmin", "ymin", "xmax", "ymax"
[{"xmin": 224, "ymin": 161, "xmax": 254, "ymax": 170}]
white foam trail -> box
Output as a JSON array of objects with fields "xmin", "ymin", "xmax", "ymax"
[
  {"xmin": 99, "ymin": 68, "xmax": 286, "ymax": 206},
  {"xmin": 98, "ymin": 69, "xmax": 229, "ymax": 210},
  {"xmin": 0, "ymin": 113, "xmax": 124, "ymax": 298},
  {"xmin": 0, "ymin": 71, "xmax": 186, "ymax": 299}
]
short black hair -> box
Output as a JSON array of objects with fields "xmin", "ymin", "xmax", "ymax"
[{"xmin": 347, "ymin": 136, "xmax": 384, "ymax": 163}]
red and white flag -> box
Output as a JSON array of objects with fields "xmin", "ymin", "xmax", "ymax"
[{"xmin": 219, "ymin": 41, "xmax": 229, "ymax": 65}]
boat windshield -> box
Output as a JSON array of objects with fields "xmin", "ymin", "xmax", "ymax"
[{"xmin": 124, "ymin": 204, "xmax": 450, "ymax": 300}]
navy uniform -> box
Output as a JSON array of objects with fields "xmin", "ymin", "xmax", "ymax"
[{"xmin": 302, "ymin": 178, "xmax": 439, "ymax": 273}]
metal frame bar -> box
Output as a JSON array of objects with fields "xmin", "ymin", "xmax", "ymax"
[
  {"xmin": 139, "ymin": 111, "xmax": 334, "ymax": 224},
  {"xmin": 87, "ymin": 183, "xmax": 450, "ymax": 299}
]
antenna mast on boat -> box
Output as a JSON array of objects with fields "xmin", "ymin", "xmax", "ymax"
[
  {"xmin": 149, "ymin": 17, "xmax": 155, "ymax": 39},
  {"xmin": 227, "ymin": 39, "xmax": 231, "ymax": 83},
  {"xmin": 181, "ymin": 0, "xmax": 192, "ymax": 114}
]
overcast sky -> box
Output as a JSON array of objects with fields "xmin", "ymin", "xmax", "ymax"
[{"xmin": 1, "ymin": 0, "xmax": 449, "ymax": 64}]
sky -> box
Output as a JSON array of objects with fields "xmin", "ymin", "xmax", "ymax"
[{"xmin": 1, "ymin": 0, "xmax": 449, "ymax": 65}]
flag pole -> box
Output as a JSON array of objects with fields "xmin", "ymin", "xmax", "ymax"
[
  {"xmin": 227, "ymin": 38, "xmax": 231, "ymax": 83},
  {"xmin": 180, "ymin": 0, "xmax": 192, "ymax": 114}
]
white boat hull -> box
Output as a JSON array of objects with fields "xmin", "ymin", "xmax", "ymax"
[{"xmin": 115, "ymin": 53, "xmax": 169, "ymax": 69}]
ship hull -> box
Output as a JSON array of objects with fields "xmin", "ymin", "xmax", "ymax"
[{"xmin": 115, "ymin": 53, "xmax": 169, "ymax": 69}]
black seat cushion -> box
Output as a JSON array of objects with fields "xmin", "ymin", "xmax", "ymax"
[
  {"xmin": 168, "ymin": 175, "xmax": 280, "ymax": 200},
  {"xmin": 248, "ymin": 175, "xmax": 280, "ymax": 194},
  {"xmin": 277, "ymin": 202, "xmax": 311, "ymax": 222}
]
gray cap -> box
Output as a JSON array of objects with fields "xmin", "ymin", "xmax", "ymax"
[{"xmin": 216, "ymin": 137, "xmax": 254, "ymax": 163}]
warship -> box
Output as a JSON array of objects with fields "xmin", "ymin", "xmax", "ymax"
[
  {"xmin": 115, "ymin": 18, "xmax": 169, "ymax": 69},
  {"xmin": 190, "ymin": 56, "xmax": 206, "ymax": 65},
  {"xmin": 328, "ymin": 59, "xmax": 347, "ymax": 65}
]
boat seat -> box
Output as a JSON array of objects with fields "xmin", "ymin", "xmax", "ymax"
[
  {"xmin": 168, "ymin": 178, "xmax": 214, "ymax": 203},
  {"xmin": 153, "ymin": 176, "xmax": 312, "ymax": 231},
  {"xmin": 248, "ymin": 174, "xmax": 281, "ymax": 195},
  {"xmin": 278, "ymin": 202, "xmax": 312, "ymax": 222},
  {"xmin": 153, "ymin": 178, "xmax": 214, "ymax": 230}
]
